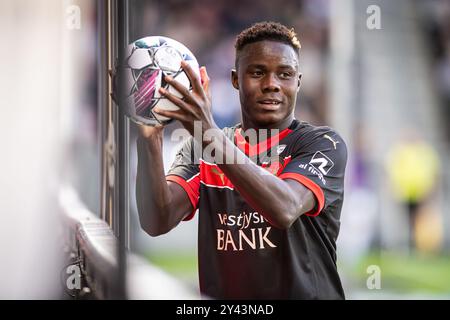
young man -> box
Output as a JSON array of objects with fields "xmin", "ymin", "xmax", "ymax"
[{"xmin": 135, "ymin": 21, "xmax": 347, "ymax": 299}]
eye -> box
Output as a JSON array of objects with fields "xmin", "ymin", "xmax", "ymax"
[
  {"xmin": 280, "ymin": 71, "xmax": 294, "ymax": 79},
  {"xmin": 250, "ymin": 70, "xmax": 264, "ymax": 77}
]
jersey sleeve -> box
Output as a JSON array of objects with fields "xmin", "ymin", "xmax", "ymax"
[
  {"xmin": 279, "ymin": 129, "xmax": 347, "ymax": 217},
  {"xmin": 166, "ymin": 136, "xmax": 200, "ymax": 221}
]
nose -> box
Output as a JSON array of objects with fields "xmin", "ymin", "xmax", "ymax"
[{"xmin": 261, "ymin": 73, "xmax": 280, "ymax": 92}]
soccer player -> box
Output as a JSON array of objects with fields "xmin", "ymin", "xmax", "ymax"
[{"xmin": 135, "ymin": 21, "xmax": 347, "ymax": 299}]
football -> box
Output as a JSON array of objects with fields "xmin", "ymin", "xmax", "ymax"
[{"xmin": 118, "ymin": 36, "xmax": 200, "ymax": 126}]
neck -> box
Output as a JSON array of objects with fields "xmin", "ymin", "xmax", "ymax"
[
  {"xmin": 240, "ymin": 115, "xmax": 294, "ymax": 144},
  {"xmin": 241, "ymin": 115, "xmax": 294, "ymax": 133}
]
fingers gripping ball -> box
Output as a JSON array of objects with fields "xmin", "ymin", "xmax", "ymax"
[{"xmin": 117, "ymin": 36, "xmax": 200, "ymax": 126}]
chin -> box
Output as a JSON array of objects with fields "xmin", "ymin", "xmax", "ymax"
[{"xmin": 251, "ymin": 113, "xmax": 286, "ymax": 128}]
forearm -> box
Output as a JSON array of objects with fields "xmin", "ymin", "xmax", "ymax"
[
  {"xmin": 135, "ymin": 134, "xmax": 174, "ymax": 234},
  {"xmin": 211, "ymin": 132, "xmax": 305, "ymax": 229}
]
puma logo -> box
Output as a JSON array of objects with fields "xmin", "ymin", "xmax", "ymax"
[
  {"xmin": 211, "ymin": 167, "xmax": 225, "ymax": 185},
  {"xmin": 324, "ymin": 134, "xmax": 339, "ymax": 150}
]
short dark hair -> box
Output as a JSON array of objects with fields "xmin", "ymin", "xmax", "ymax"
[{"xmin": 235, "ymin": 21, "xmax": 301, "ymax": 66}]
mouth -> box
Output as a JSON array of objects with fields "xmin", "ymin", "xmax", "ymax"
[{"xmin": 256, "ymin": 99, "xmax": 282, "ymax": 111}]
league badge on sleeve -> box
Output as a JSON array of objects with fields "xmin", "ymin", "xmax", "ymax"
[{"xmin": 309, "ymin": 151, "xmax": 334, "ymax": 175}]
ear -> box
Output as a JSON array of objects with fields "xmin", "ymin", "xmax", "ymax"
[
  {"xmin": 231, "ymin": 69, "xmax": 239, "ymax": 90},
  {"xmin": 297, "ymin": 73, "xmax": 303, "ymax": 92}
]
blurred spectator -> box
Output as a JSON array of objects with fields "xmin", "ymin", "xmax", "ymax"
[{"xmin": 386, "ymin": 130, "xmax": 440, "ymax": 252}]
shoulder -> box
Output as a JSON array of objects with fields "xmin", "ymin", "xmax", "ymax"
[
  {"xmin": 293, "ymin": 121, "xmax": 345, "ymax": 143},
  {"xmin": 176, "ymin": 124, "xmax": 239, "ymax": 157},
  {"xmin": 294, "ymin": 121, "xmax": 345, "ymax": 147},
  {"xmin": 289, "ymin": 121, "xmax": 348, "ymax": 165}
]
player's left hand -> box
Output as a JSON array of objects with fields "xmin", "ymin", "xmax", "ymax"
[{"xmin": 154, "ymin": 61, "xmax": 217, "ymax": 138}]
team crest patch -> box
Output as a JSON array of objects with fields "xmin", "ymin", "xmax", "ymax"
[
  {"xmin": 309, "ymin": 151, "xmax": 334, "ymax": 175},
  {"xmin": 276, "ymin": 144, "xmax": 286, "ymax": 155}
]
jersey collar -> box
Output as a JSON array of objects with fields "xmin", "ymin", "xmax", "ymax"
[{"xmin": 234, "ymin": 125, "xmax": 293, "ymax": 157}]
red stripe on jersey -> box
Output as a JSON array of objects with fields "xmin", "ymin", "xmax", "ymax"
[
  {"xmin": 278, "ymin": 172, "xmax": 325, "ymax": 217},
  {"xmin": 166, "ymin": 174, "xmax": 200, "ymax": 221},
  {"xmin": 200, "ymin": 160, "xmax": 234, "ymax": 189},
  {"xmin": 235, "ymin": 127, "xmax": 293, "ymax": 157}
]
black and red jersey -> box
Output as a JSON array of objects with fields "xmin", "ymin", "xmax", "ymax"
[{"xmin": 166, "ymin": 119, "xmax": 347, "ymax": 299}]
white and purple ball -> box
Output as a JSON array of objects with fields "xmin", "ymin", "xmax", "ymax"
[{"xmin": 122, "ymin": 36, "xmax": 200, "ymax": 126}]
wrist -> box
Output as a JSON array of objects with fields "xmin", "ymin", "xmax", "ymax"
[{"xmin": 137, "ymin": 133, "xmax": 163, "ymax": 151}]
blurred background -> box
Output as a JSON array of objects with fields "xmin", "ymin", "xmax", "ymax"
[{"xmin": 1, "ymin": 0, "xmax": 450, "ymax": 299}]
